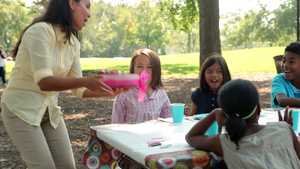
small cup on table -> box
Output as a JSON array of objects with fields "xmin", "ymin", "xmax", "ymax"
[
  {"xmin": 197, "ymin": 113, "xmax": 218, "ymax": 135},
  {"xmin": 205, "ymin": 121, "xmax": 218, "ymax": 136},
  {"xmin": 171, "ymin": 103, "xmax": 185, "ymax": 123}
]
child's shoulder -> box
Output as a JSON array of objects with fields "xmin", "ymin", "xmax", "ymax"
[
  {"xmin": 192, "ymin": 88, "xmax": 202, "ymax": 93},
  {"xmin": 272, "ymin": 73, "xmax": 291, "ymax": 84},
  {"xmin": 267, "ymin": 121, "xmax": 287, "ymax": 126},
  {"xmin": 272, "ymin": 73, "xmax": 285, "ymax": 81},
  {"xmin": 266, "ymin": 121, "xmax": 291, "ymax": 132},
  {"xmin": 155, "ymin": 88, "xmax": 168, "ymax": 95}
]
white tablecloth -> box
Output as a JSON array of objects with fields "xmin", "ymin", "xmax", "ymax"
[
  {"xmin": 92, "ymin": 110, "xmax": 298, "ymax": 167},
  {"xmin": 92, "ymin": 118, "xmax": 198, "ymax": 166}
]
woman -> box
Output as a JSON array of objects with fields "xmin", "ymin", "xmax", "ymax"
[{"xmin": 1, "ymin": 0, "xmax": 125, "ymax": 168}]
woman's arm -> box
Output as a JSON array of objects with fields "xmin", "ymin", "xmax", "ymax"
[
  {"xmin": 38, "ymin": 75, "xmax": 116, "ymax": 97},
  {"xmin": 185, "ymin": 109, "xmax": 225, "ymax": 155}
]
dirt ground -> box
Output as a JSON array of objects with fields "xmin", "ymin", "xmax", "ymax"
[{"xmin": 0, "ymin": 73, "xmax": 276, "ymax": 169}]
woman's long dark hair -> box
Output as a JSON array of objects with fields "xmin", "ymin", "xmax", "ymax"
[
  {"xmin": 218, "ymin": 79, "xmax": 259, "ymax": 150},
  {"xmin": 11, "ymin": 0, "xmax": 81, "ymax": 58}
]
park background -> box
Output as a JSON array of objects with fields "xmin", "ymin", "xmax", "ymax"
[
  {"xmin": 0, "ymin": 0, "xmax": 295, "ymax": 168},
  {"xmin": 0, "ymin": 0, "xmax": 296, "ymax": 57}
]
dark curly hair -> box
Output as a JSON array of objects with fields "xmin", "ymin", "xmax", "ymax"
[{"xmin": 285, "ymin": 42, "xmax": 300, "ymax": 55}]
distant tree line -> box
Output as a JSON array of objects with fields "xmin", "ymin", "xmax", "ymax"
[{"xmin": 0, "ymin": 0, "xmax": 296, "ymax": 58}]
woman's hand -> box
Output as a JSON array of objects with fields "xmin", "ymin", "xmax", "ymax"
[
  {"xmin": 83, "ymin": 74, "xmax": 111, "ymax": 91},
  {"xmin": 83, "ymin": 75, "xmax": 130, "ymax": 97},
  {"xmin": 82, "ymin": 75, "xmax": 114, "ymax": 97},
  {"xmin": 278, "ymin": 106, "xmax": 293, "ymax": 126}
]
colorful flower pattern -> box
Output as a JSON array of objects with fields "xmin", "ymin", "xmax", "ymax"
[{"xmin": 83, "ymin": 128, "xmax": 123, "ymax": 169}]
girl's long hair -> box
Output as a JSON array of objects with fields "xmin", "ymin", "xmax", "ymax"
[
  {"xmin": 199, "ymin": 55, "xmax": 231, "ymax": 92},
  {"xmin": 11, "ymin": 0, "xmax": 81, "ymax": 58},
  {"xmin": 129, "ymin": 48, "xmax": 163, "ymax": 89},
  {"xmin": 218, "ymin": 79, "xmax": 259, "ymax": 150}
]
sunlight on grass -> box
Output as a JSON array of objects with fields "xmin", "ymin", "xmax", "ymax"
[
  {"xmin": 222, "ymin": 47, "xmax": 285, "ymax": 75},
  {"xmin": 4, "ymin": 46, "xmax": 285, "ymax": 80}
]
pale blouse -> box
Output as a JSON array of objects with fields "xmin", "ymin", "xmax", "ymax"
[
  {"xmin": 220, "ymin": 122, "xmax": 300, "ymax": 169},
  {"xmin": 111, "ymin": 88, "xmax": 172, "ymax": 123},
  {"xmin": 1, "ymin": 22, "xmax": 86, "ymax": 129}
]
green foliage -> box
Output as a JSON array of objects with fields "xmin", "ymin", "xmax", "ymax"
[
  {"xmin": 272, "ymin": 0, "xmax": 296, "ymax": 45},
  {"xmin": 0, "ymin": 0, "xmax": 298, "ymax": 57},
  {"xmin": 0, "ymin": 0, "xmax": 33, "ymax": 54},
  {"xmin": 158, "ymin": 0, "xmax": 199, "ymax": 53},
  {"xmin": 80, "ymin": 0, "xmax": 172, "ymax": 58},
  {"xmin": 221, "ymin": 0, "xmax": 296, "ymax": 49},
  {"xmin": 158, "ymin": 0, "xmax": 198, "ymax": 33},
  {"xmin": 29, "ymin": 0, "xmax": 48, "ymax": 15}
]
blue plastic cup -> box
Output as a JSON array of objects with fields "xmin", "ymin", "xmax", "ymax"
[
  {"xmin": 205, "ymin": 121, "xmax": 218, "ymax": 136},
  {"xmin": 290, "ymin": 108, "xmax": 300, "ymax": 131},
  {"xmin": 171, "ymin": 103, "xmax": 185, "ymax": 123}
]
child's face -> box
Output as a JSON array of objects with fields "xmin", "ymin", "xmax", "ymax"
[
  {"xmin": 134, "ymin": 54, "xmax": 152, "ymax": 83},
  {"xmin": 282, "ymin": 52, "xmax": 300, "ymax": 81},
  {"xmin": 205, "ymin": 62, "xmax": 223, "ymax": 91}
]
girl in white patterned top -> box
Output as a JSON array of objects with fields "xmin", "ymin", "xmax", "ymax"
[{"xmin": 112, "ymin": 48, "xmax": 172, "ymax": 123}]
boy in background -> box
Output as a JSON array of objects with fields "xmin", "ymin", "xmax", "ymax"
[{"xmin": 271, "ymin": 42, "xmax": 300, "ymax": 108}]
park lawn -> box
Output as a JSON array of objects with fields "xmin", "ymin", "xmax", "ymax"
[{"xmin": 4, "ymin": 46, "xmax": 285, "ymax": 80}]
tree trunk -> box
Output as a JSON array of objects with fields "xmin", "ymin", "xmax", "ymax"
[
  {"xmin": 188, "ymin": 32, "xmax": 191, "ymax": 53},
  {"xmin": 199, "ymin": 0, "xmax": 221, "ymax": 68}
]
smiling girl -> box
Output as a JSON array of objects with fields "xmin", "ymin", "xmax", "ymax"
[
  {"xmin": 189, "ymin": 55, "xmax": 231, "ymax": 115},
  {"xmin": 271, "ymin": 42, "xmax": 300, "ymax": 108},
  {"xmin": 111, "ymin": 48, "xmax": 172, "ymax": 123}
]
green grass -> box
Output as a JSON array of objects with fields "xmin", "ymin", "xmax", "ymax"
[
  {"xmin": 222, "ymin": 47, "xmax": 284, "ymax": 75},
  {"xmin": 5, "ymin": 46, "xmax": 285, "ymax": 80}
]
